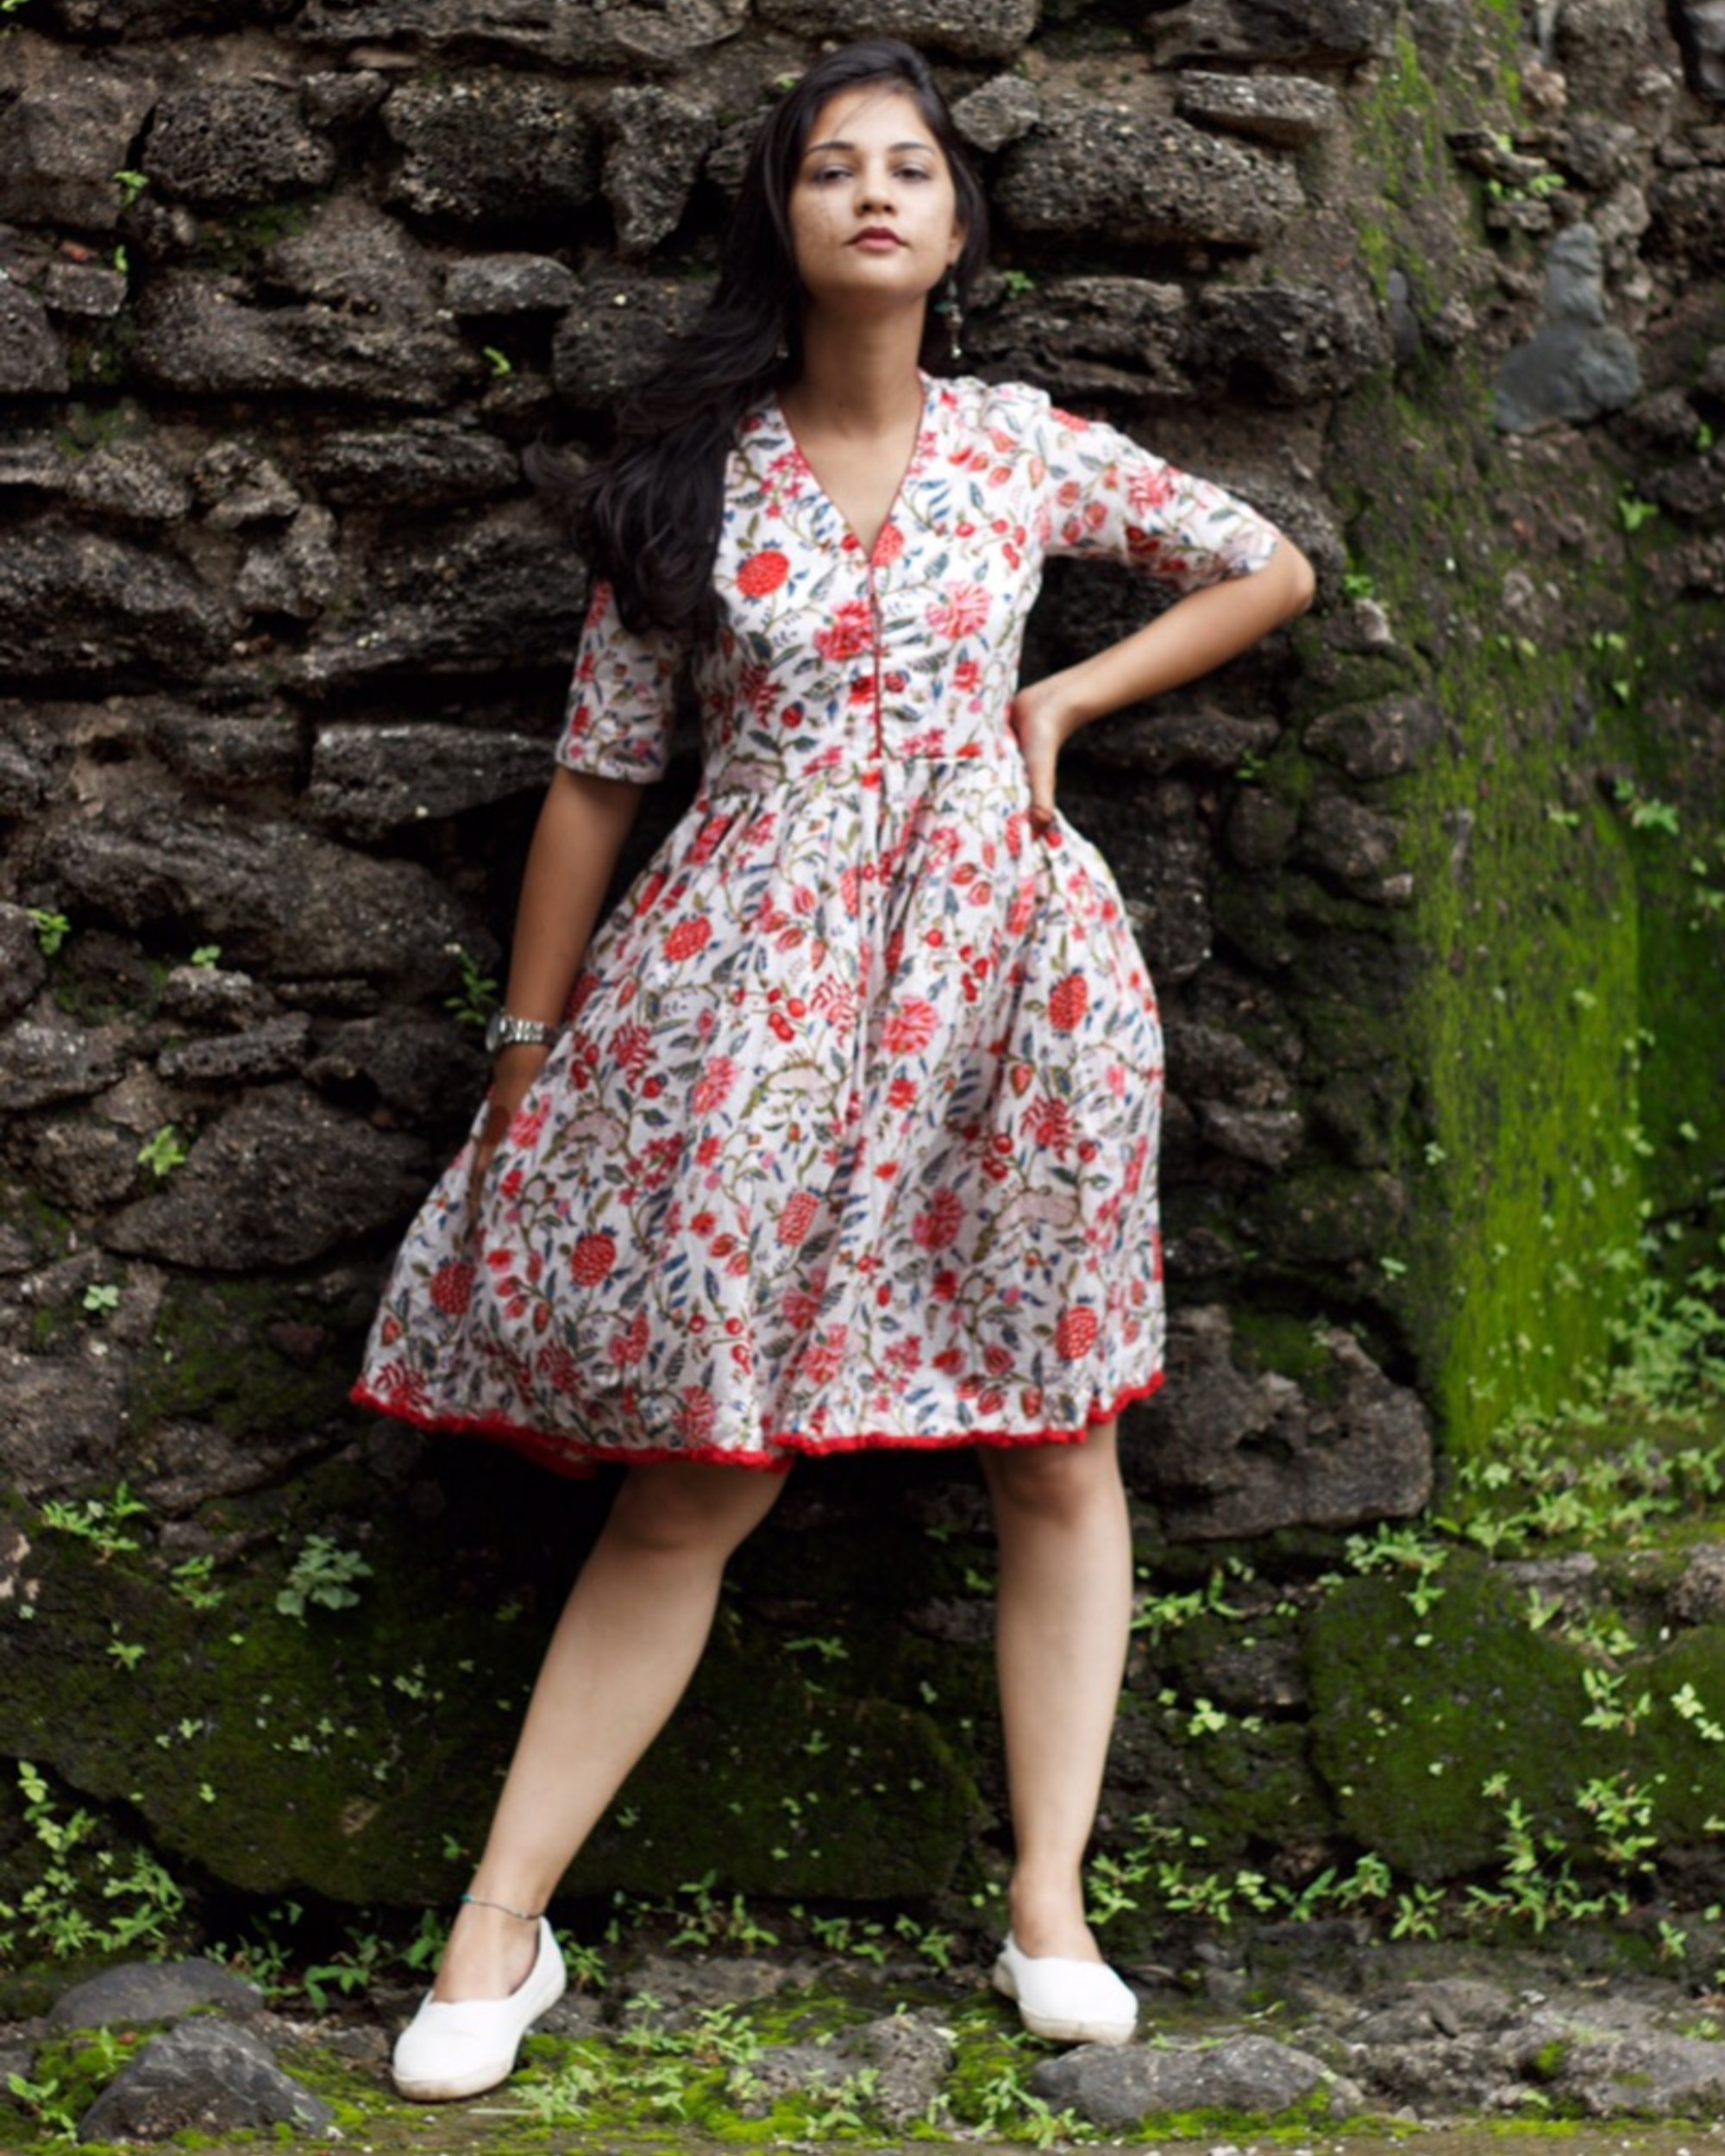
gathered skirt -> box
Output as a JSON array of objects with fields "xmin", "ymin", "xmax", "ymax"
[{"xmin": 352, "ymin": 751, "xmax": 1166, "ymax": 1473}]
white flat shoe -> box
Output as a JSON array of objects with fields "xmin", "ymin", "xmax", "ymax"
[
  {"xmin": 392, "ymin": 1916, "xmax": 567, "ymax": 2102},
  {"xmin": 992, "ymin": 1933, "xmax": 1138, "ymax": 2046}
]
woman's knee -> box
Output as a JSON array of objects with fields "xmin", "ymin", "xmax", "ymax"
[
  {"xmin": 605, "ymin": 1460, "xmax": 789, "ymax": 1559},
  {"xmin": 983, "ymin": 1426, "xmax": 1121, "ymax": 1523}
]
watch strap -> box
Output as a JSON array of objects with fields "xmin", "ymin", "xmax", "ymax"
[{"xmin": 486, "ymin": 1011, "xmax": 559, "ymax": 1053}]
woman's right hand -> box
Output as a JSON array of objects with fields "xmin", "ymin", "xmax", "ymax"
[{"xmin": 467, "ymin": 1042, "xmax": 552, "ymax": 1221}]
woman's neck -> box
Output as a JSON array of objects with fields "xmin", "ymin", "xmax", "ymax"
[{"xmin": 783, "ymin": 310, "xmax": 926, "ymax": 437}]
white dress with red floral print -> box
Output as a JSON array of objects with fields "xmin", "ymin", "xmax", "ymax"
[{"xmin": 353, "ymin": 377, "xmax": 1283, "ymax": 1474}]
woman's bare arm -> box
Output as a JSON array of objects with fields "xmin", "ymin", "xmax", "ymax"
[
  {"xmin": 474, "ymin": 765, "xmax": 647, "ymax": 1188},
  {"xmin": 1011, "ymin": 538, "xmax": 1317, "ymax": 824}
]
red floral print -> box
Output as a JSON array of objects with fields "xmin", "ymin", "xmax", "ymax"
[
  {"xmin": 1056, "ymin": 1307, "xmax": 1101, "ymax": 1360},
  {"xmin": 1048, "ymin": 974, "xmax": 1089, "ymax": 1032},
  {"xmin": 913, "ymin": 1188, "xmax": 963, "ymax": 1251},
  {"xmin": 571, "ymin": 1233, "xmax": 616, "ymax": 1286},
  {"xmin": 816, "ymin": 601, "xmax": 875, "ymax": 663},
  {"xmin": 692, "ymin": 1057, "xmax": 738, "ymax": 1113},
  {"xmin": 430, "ymin": 1262, "xmax": 474, "ymax": 1316},
  {"xmin": 927, "ymin": 582, "xmax": 992, "ymax": 640},
  {"xmin": 663, "ymin": 917, "xmax": 712, "ymax": 962},
  {"xmin": 736, "ymin": 548, "xmax": 790, "ymax": 596},
  {"xmin": 777, "ymin": 1191, "xmax": 821, "ymax": 1247},
  {"xmin": 881, "ymin": 999, "xmax": 939, "ymax": 1055},
  {"xmin": 355, "ymin": 379, "xmax": 1284, "ymax": 1469}
]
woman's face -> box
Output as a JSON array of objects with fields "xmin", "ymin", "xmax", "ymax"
[{"xmin": 787, "ymin": 85, "xmax": 964, "ymax": 327}]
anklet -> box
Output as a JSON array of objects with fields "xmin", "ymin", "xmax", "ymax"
[{"xmin": 460, "ymin": 1892, "xmax": 544, "ymax": 1922}]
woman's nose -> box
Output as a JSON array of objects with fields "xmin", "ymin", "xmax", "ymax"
[{"xmin": 856, "ymin": 169, "xmax": 894, "ymax": 211}]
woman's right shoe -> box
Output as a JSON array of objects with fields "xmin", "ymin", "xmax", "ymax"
[
  {"xmin": 392, "ymin": 1915, "xmax": 567, "ymax": 2102},
  {"xmin": 991, "ymin": 1933, "xmax": 1138, "ymax": 2046}
]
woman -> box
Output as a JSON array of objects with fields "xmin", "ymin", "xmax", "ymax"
[{"xmin": 357, "ymin": 37, "xmax": 1314, "ymax": 2103}]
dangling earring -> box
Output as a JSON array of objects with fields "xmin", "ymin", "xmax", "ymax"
[{"xmin": 933, "ymin": 271, "xmax": 963, "ymax": 363}]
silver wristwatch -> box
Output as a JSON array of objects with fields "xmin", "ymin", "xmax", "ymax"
[{"xmin": 484, "ymin": 1011, "xmax": 560, "ymax": 1055}]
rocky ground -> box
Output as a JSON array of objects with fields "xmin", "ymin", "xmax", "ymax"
[{"xmin": 13, "ymin": 1920, "xmax": 1725, "ymax": 2153}]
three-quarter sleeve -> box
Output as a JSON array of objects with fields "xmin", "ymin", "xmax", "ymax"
[
  {"xmin": 1033, "ymin": 395, "xmax": 1283, "ymax": 592},
  {"xmin": 555, "ymin": 576, "xmax": 686, "ymax": 782}
]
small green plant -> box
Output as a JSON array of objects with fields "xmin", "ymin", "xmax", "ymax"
[
  {"xmin": 1000, "ymin": 267, "xmax": 1037, "ymax": 300},
  {"xmin": 444, "ymin": 943, "xmax": 499, "ymax": 1030},
  {"xmin": 482, "ymin": 345, "xmax": 513, "ymax": 377},
  {"xmin": 1576, "ymin": 1772, "xmax": 1659, "ymax": 1874},
  {"xmin": 786, "ymin": 1632, "xmax": 848, "ymax": 1663},
  {"xmin": 38, "ymin": 1483, "xmax": 148, "ymax": 1562},
  {"xmin": 136, "ymin": 1125, "xmax": 189, "ymax": 1181},
  {"xmin": 302, "ymin": 1927, "xmax": 388, "ymax": 2011},
  {"xmin": 276, "ymin": 1534, "xmax": 373, "ymax": 1620},
  {"xmin": 167, "ymin": 1554, "xmax": 225, "ymax": 1612},
  {"xmin": 1632, "ymin": 797, "xmax": 1681, "ymax": 836},
  {"xmin": 81, "ymin": 1282, "xmax": 120, "ymax": 1316},
  {"xmin": 111, "ymin": 167, "xmax": 148, "ymax": 209},
  {"xmin": 1486, "ymin": 170, "xmax": 1565, "ymax": 202},
  {"xmin": 1341, "ymin": 568, "xmax": 1377, "ymax": 602},
  {"xmin": 1, "ymin": 1762, "xmax": 186, "ymax": 1963},
  {"xmin": 1617, "ymin": 490, "xmax": 1659, "ymax": 535},
  {"xmin": 189, "ymin": 943, "xmax": 222, "ymax": 969},
  {"xmin": 27, "ymin": 906, "xmax": 70, "ymax": 956},
  {"xmin": 663, "ymin": 1873, "xmax": 781, "ymax": 1952},
  {"xmin": 894, "ymin": 1910, "xmax": 956, "ymax": 1971},
  {"xmin": 105, "ymin": 1630, "xmax": 145, "ymax": 1671},
  {"xmin": 1390, "ymin": 1883, "xmax": 1446, "ymax": 1940},
  {"xmin": 4, "ymin": 2068, "xmax": 78, "ymax": 2140}
]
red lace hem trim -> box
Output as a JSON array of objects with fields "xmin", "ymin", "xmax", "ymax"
[{"xmin": 347, "ymin": 1372, "xmax": 1164, "ymax": 1479}]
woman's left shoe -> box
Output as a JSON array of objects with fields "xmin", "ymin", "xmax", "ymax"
[
  {"xmin": 992, "ymin": 1934, "xmax": 1138, "ymax": 2046},
  {"xmin": 392, "ymin": 1916, "xmax": 568, "ymax": 2102}
]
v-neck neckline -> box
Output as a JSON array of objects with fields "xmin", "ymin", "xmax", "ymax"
[{"xmin": 768, "ymin": 373, "xmax": 932, "ymax": 566}]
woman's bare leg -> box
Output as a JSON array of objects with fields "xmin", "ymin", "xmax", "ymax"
[
  {"xmin": 435, "ymin": 1458, "xmax": 788, "ymax": 2001},
  {"xmin": 979, "ymin": 1421, "xmax": 1132, "ymax": 1960}
]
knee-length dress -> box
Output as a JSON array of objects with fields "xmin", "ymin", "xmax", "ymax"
[{"xmin": 353, "ymin": 377, "xmax": 1283, "ymax": 1473}]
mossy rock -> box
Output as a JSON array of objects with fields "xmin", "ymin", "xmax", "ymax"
[
  {"xmin": 128, "ymin": 1275, "xmax": 364, "ymax": 1440},
  {"xmin": 1639, "ymin": 1621, "xmax": 1725, "ymax": 1853},
  {"xmin": 572, "ymin": 1668, "xmax": 980, "ymax": 1902},
  {"xmin": 1306, "ymin": 1550, "xmax": 1621, "ymax": 1879},
  {"xmin": 0, "ymin": 1473, "xmax": 980, "ymax": 1914},
  {"xmin": 1101, "ymin": 1689, "xmax": 1336, "ymax": 1924}
]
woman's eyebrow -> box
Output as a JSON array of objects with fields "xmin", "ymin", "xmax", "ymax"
[{"xmin": 802, "ymin": 137, "xmax": 936, "ymax": 156}]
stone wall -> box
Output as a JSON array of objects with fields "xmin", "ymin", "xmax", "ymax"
[{"xmin": 1, "ymin": 0, "xmax": 1722, "ymax": 1930}]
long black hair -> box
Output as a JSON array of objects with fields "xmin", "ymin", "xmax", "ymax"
[{"xmin": 565, "ymin": 40, "xmax": 988, "ymax": 637}]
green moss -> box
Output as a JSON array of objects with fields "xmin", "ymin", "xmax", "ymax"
[
  {"xmin": 1322, "ymin": 369, "xmax": 1653, "ymax": 1453},
  {"xmin": 1130, "ymin": 2090, "xmax": 1357, "ymax": 2135},
  {"xmin": 1229, "ymin": 1309, "xmax": 1345, "ymax": 1398},
  {"xmin": 571, "ymin": 1664, "xmax": 979, "ymax": 1903},
  {"xmin": 11, "ymin": 2029, "xmax": 138, "ymax": 2130},
  {"xmin": 127, "ymin": 1277, "xmax": 361, "ymax": 1441},
  {"xmin": 0, "ymin": 1461, "xmax": 979, "ymax": 1915},
  {"xmin": 191, "ymin": 195, "xmax": 324, "ymax": 273},
  {"xmin": 1294, "ymin": 16, "xmax": 1683, "ymax": 1458},
  {"xmin": 1307, "ymin": 1552, "xmax": 1610, "ymax": 1878},
  {"xmin": 1302, "ymin": 1549, "xmax": 1725, "ymax": 1892}
]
